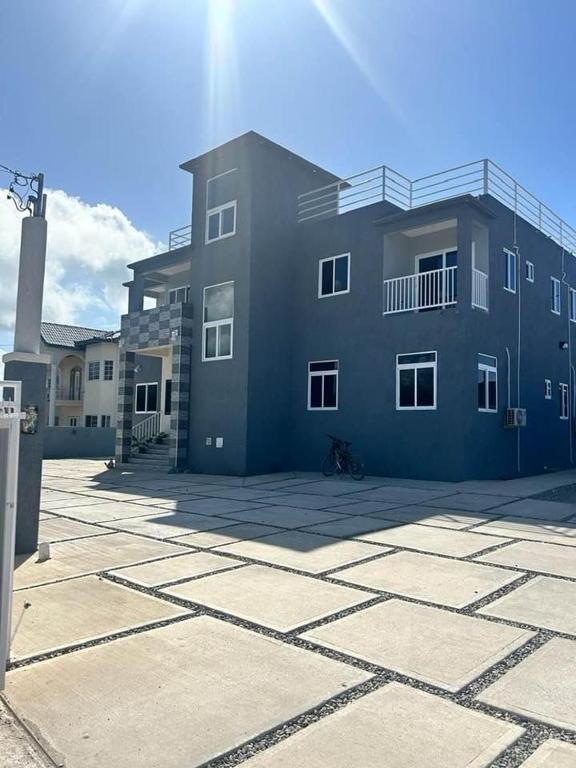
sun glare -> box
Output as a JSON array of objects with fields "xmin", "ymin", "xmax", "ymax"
[{"xmin": 205, "ymin": 0, "xmax": 240, "ymax": 143}]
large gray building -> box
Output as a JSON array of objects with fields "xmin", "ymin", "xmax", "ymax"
[{"xmin": 116, "ymin": 131, "xmax": 576, "ymax": 481}]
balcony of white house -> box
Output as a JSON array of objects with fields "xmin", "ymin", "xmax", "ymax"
[{"xmin": 382, "ymin": 217, "xmax": 489, "ymax": 316}]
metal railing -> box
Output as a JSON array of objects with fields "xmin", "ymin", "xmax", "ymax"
[
  {"xmin": 132, "ymin": 412, "xmax": 161, "ymax": 444},
  {"xmin": 383, "ymin": 266, "xmax": 457, "ymax": 315},
  {"xmin": 169, "ymin": 224, "xmax": 192, "ymax": 250},
  {"xmin": 472, "ymin": 268, "xmax": 488, "ymax": 311},
  {"xmin": 298, "ymin": 159, "xmax": 576, "ymax": 256},
  {"xmin": 52, "ymin": 387, "xmax": 83, "ymax": 401}
]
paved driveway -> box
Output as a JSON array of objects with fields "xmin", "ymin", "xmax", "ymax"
[{"xmin": 4, "ymin": 460, "xmax": 576, "ymax": 767}]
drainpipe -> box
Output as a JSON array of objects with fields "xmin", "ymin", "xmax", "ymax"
[
  {"xmin": 561, "ymin": 249, "xmax": 574, "ymax": 465},
  {"xmin": 513, "ymin": 211, "xmax": 521, "ymax": 475}
]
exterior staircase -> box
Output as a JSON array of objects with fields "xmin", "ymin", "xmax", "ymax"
[
  {"xmin": 129, "ymin": 440, "xmax": 171, "ymax": 472},
  {"xmin": 129, "ymin": 412, "xmax": 171, "ymax": 472}
]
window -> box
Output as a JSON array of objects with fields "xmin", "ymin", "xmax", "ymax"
[
  {"xmin": 168, "ymin": 285, "xmax": 190, "ymax": 304},
  {"xmin": 551, "ymin": 277, "xmax": 561, "ymax": 314},
  {"xmin": 308, "ymin": 361, "xmax": 338, "ymax": 410},
  {"xmin": 101, "ymin": 415, "xmax": 111, "ymax": 428},
  {"xmin": 396, "ymin": 352, "xmax": 437, "ymax": 410},
  {"xmin": 206, "ymin": 170, "xmax": 237, "ymax": 244},
  {"xmin": 545, "ymin": 379, "xmax": 552, "ymax": 399},
  {"xmin": 570, "ymin": 289, "xmax": 576, "ymax": 322},
  {"xmin": 560, "ymin": 383, "xmax": 569, "ymax": 419},
  {"xmin": 202, "ymin": 282, "xmax": 234, "ymax": 361},
  {"xmin": 85, "ymin": 415, "xmax": 97, "ymax": 428},
  {"xmin": 478, "ymin": 354, "xmax": 497, "ymax": 412},
  {"xmin": 103, "ymin": 360, "xmax": 114, "ymax": 381},
  {"xmin": 69, "ymin": 417, "xmax": 77, "ymax": 427},
  {"xmin": 526, "ymin": 261, "xmax": 534, "ymax": 282},
  {"xmin": 135, "ymin": 383, "xmax": 158, "ymax": 414},
  {"xmin": 88, "ymin": 361, "xmax": 100, "ymax": 381},
  {"xmin": 318, "ymin": 254, "xmax": 350, "ymax": 297},
  {"xmin": 504, "ymin": 249, "xmax": 517, "ymax": 293}
]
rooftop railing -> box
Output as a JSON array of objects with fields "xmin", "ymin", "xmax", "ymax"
[
  {"xmin": 168, "ymin": 224, "xmax": 192, "ymax": 250},
  {"xmin": 297, "ymin": 159, "xmax": 576, "ymax": 256}
]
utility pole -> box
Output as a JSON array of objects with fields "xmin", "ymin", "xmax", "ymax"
[{"xmin": 2, "ymin": 167, "xmax": 50, "ymax": 554}]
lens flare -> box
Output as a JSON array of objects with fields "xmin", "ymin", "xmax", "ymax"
[{"xmin": 205, "ymin": 0, "xmax": 240, "ymax": 144}]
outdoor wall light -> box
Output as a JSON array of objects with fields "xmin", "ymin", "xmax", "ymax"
[{"xmin": 559, "ymin": 341, "xmax": 569, "ymax": 350}]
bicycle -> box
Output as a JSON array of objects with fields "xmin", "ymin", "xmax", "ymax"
[{"xmin": 322, "ymin": 434, "xmax": 365, "ymax": 480}]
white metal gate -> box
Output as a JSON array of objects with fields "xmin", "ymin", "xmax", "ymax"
[{"xmin": 0, "ymin": 381, "xmax": 23, "ymax": 690}]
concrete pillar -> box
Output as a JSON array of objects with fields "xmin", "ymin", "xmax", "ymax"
[
  {"xmin": 128, "ymin": 274, "xmax": 145, "ymax": 313},
  {"xmin": 13, "ymin": 217, "xmax": 48, "ymax": 355},
  {"xmin": 115, "ymin": 350, "xmax": 136, "ymax": 463},
  {"xmin": 169, "ymin": 342, "xmax": 191, "ymax": 470},
  {"xmin": 48, "ymin": 363, "xmax": 57, "ymax": 426}
]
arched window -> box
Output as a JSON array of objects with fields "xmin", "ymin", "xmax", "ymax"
[{"xmin": 69, "ymin": 366, "xmax": 82, "ymax": 400}]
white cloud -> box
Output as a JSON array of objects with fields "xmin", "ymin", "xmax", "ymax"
[{"xmin": 0, "ymin": 188, "xmax": 161, "ymax": 344}]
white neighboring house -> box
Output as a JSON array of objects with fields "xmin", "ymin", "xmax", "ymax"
[{"xmin": 41, "ymin": 323, "xmax": 119, "ymax": 428}]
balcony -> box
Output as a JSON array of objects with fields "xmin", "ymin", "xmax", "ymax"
[
  {"xmin": 47, "ymin": 387, "xmax": 84, "ymax": 403},
  {"xmin": 168, "ymin": 224, "xmax": 192, "ymax": 250},
  {"xmin": 383, "ymin": 266, "xmax": 488, "ymax": 315}
]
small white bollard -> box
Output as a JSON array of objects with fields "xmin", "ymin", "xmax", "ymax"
[{"xmin": 37, "ymin": 542, "xmax": 51, "ymax": 562}]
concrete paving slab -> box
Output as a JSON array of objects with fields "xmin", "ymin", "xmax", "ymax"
[
  {"xmin": 424, "ymin": 493, "xmax": 518, "ymax": 512},
  {"xmin": 222, "ymin": 506, "xmax": 346, "ymax": 529},
  {"xmin": 369, "ymin": 505, "xmax": 496, "ymax": 530},
  {"xmin": 240, "ymin": 478, "xmax": 321, "ymax": 491},
  {"xmin": 38, "ymin": 517, "xmax": 108, "ymax": 543},
  {"xmin": 283, "ymin": 480, "xmax": 381, "ymax": 496},
  {"xmin": 477, "ymin": 638, "xmax": 576, "ymax": 730},
  {"xmin": 77, "ymin": 488, "xmax": 149, "ymax": 502},
  {"xmin": 336, "ymin": 551, "xmax": 524, "ymax": 608},
  {"xmin": 301, "ymin": 599, "xmax": 534, "ymax": 691},
  {"xmin": 239, "ymin": 682, "xmax": 524, "ymax": 768},
  {"xmin": 345, "ymin": 486, "xmax": 457, "ymax": 505},
  {"xmin": 302, "ymin": 516, "xmax": 398, "ymax": 538},
  {"xmin": 0, "ymin": 699, "xmax": 52, "ymax": 768},
  {"xmin": 100, "ymin": 511, "xmax": 229, "ymax": 538},
  {"xmin": 478, "ymin": 576, "xmax": 576, "ymax": 634},
  {"xmin": 153, "ymin": 497, "xmax": 265, "ymax": 517},
  {"xmin": 110, "ymin": 552, "xmax": 244, "ymax": 586},
  {"xmin": 53, "ymin": 501, "xmax": 162, "ymax": 523},
  {"xmin": 475, "ymin": 540, "xmax": 576, "ymax": 578},
  {"xmin": 189, "ymin": 487, "xmax": 284, "ymax": 502},
  {"xmin": 472, "ymin": 517, "xmax": 576, "ymax": 547},
  {"xmin": 163, "ymin": 564, "xmax": 374, "ymax": 631},
  {"xmin": 241, "ymin": 473, "xmax": 300, "ymax": 486},
  {"xmin": 263, "ymin": 493, "xmax": 356, "ymax": 510},
  {"xmin": 40, "ymin": 496, "xmax": 111, "ymax": 511},
  {"xmin": 357, "ymin": 523, "xmax": 510, "ymax": 557},
  {"xmin": 4, "ymin": 617, "xmax": 370, "ymax": 768},
  {"xmin": 520, "ymin": 739, "xmax": 576, "ymax": 766},
  {"xmin": 176, "ymin": 523, "xmax": 280, "ymax": 549},
  {"xmin": 38, "ymin": 512, "xmax": 54, "ymax": 521},
  {"xmin": 10, "ymin": 576, "xmax": 189, "ymax": 661},
  {"xmin": 216, "ymin": 530, "xmax": 386, "ymax": 574},
  {"xmin": 321, "ymin": 500, "xmax": 405, "ymax": 515},
  {"xmin": 491, "ymin": 499, "xmax": 576, "ymax": 522},
  {"xmin": 128, "ymin": 494, "xmax": 204, "ymax": 507},
  {"xmin": 13, "ymin": 533, "xmax": 189, "ymax": 589}
]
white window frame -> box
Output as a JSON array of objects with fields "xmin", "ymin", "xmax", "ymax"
[
  {"xmin": 308, "ymin": 360, "xmax": 339, "ymax": 411},
  {"xmin": 544, "ymin": 379, "xmax": 552, "ymax": 399},
  {"xmin": 168, "ymin": 285, "xmax": 191, "ymax": 305},
  {"xmin": 478, "ymin": 354, "xmax": 498, "ymax": 413},
  {"xmin": 551, "ymin": 277, "xmax": 561, "ymax": 315},
  {"xmin": 526, "ymin": 261, "xmax": 534, "ymax": 282},
  {"xmin": 504, "ymin": 249, "xmax": 517, "ymax": 293},
  {"xmin": 205, "ymin": 169, "xmax": 237, "ymax": 245},
  {"xmin": 570, "ymin": 288, "xmax": 576, "ymax": 322},
  {"xmin": 318, "ymin": 253, "xmax": 351, "ymax": 298},
  {"xmin": 560, "ymin": 382, "xmax": 569, "ymax": 419},
  {"xmin": 135, "ymin": 382, "xmax": 159, "ymax": 414},
  {"xmin": 103, "ymin": 360, "xmax": 114, "ymax": 381},
  {"xmin": 202, "ymin": 281, "xmax": 234, "ymax": 362},
  {"xmin": 88, "ymin": 361, "xmax": 100, "ymax": 381},
  {"xmin": 396, "ymin": 351, "xmax": 437, "ymax": 411}
]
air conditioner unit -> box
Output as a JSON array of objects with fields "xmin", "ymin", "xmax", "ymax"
[{"xmin": 505, "ymin": 408, "xmax": 527, "ymax": 428}]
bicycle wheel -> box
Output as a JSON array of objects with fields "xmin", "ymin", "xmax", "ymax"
[
  {"xmin": 347, "ymin": 458, "xmax": 365, "ymax": 481},
  {"xmin": 322, "ymin": 453, "xmax": 338, "ymax": 477}
]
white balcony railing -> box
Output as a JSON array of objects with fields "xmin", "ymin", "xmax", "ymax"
[
  {"xmin": 132, "ymin": 412, "xmax": 161, "ymax": 444},
  {"xmin": 168, "ymin": 224, "xmax": 192, "ymax": 250},
  {"xmin": 383, "ymin": 266, "xmax": 457, "ymax": 315},
  {"xmin": 298, "ymin": 159, "xmax": 576, "ymax": 256},
  {"xmin": 472, "ymin": 268, "xmax": 488, "ymax": 311}
]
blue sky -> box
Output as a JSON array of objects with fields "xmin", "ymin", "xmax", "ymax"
[{"xmin": 1, "ymin": 0, "xmax": 576, "ymax": 344}]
